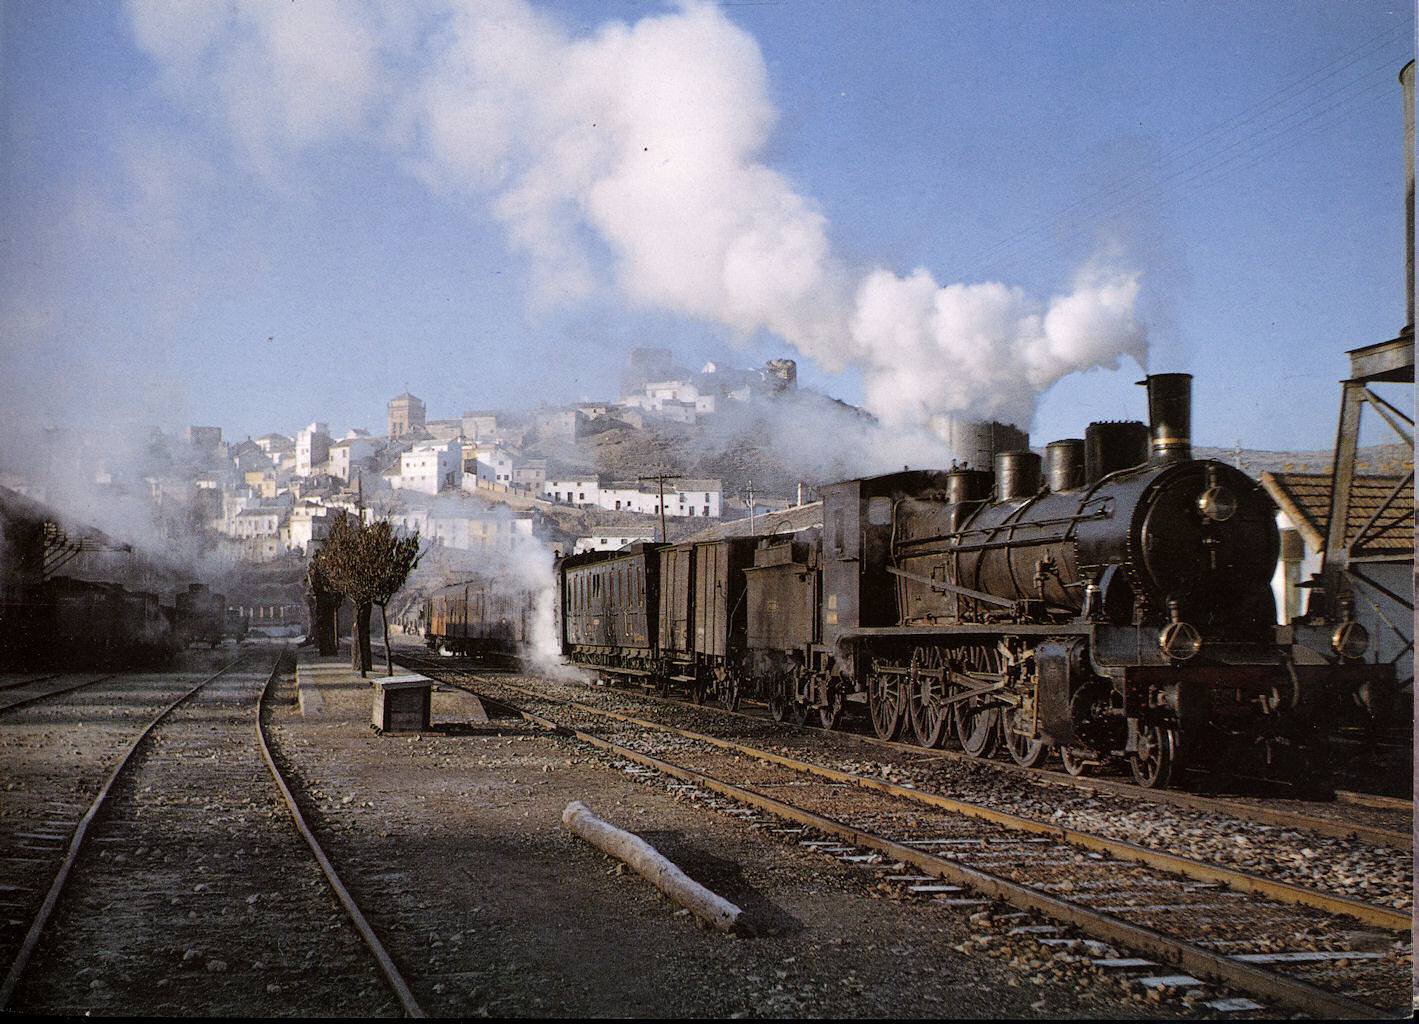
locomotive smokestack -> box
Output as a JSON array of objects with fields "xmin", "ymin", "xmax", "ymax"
[{"xmin": 1140, "ymin": 373, "xmax": 1193, "ymax": 464}]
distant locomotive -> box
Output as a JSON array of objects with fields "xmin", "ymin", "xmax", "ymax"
[
  {"xmin": 554, "ymin": 374, "xmax": 1392, "ymax": 789},
  {"xmin": 0, "ymin": 485, "xmax": 231, "ymax": 666}
]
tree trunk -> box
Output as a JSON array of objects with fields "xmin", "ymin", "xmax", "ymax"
[
  {"xmin": 315, "ymin": 591, "xmax": 339, "ymax": 657},
  {"xmin": 561, "ymin": 801, "xmax": 746, "ymax": 934},
  {"xmin": 380, "ymin": 603, "xmax": 393, "ymax": 676},
  {"xmin": 352, "ymin": 601, "xmax": 373, "ymax": 676}
]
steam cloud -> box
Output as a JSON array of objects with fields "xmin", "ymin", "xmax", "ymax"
[{"xmin": 126, "ymin": 0, "xmax": 1147, "ymax": 438}]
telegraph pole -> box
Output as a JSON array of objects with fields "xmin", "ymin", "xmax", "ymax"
[
  {"xmin": 745, "ymin": 480, "xmax": 756, "ymax": 537},
  {"xmin": 639, "ymin": 471, "xmax": 682, "ymax": 543}
]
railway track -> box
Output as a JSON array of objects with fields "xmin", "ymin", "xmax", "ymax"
[
  {"xmin": 414, "ymin": 650, "xmax": 1411, "ymax": 851},
  {"xmin": 0, "ymin": 647, "xmax": 421, "ymax": 1016},
  {"xmin": 0, "ymin": 672, "xmax": 122, "ymax": 716},
  {"xmin": 419, "ymin": 662, "xmax": 1411, "ymax": 1018}
]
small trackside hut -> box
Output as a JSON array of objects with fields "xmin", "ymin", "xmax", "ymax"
[{"xmin": 371, "ymin": 674, "xmax": 433, "ymax": 734}]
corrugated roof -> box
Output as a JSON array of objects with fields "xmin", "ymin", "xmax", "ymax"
[{"xmin": 1260, "ymin": 471, "xmax": 1413, "ymax": 555}]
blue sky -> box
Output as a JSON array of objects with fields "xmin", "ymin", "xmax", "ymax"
[{"xmin": 1, "ymin": 0, "xmax": 1412, "ymax": 451}]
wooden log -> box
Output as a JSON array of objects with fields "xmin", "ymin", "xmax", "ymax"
[{"xmin": 561, "ymin": 801, "xmax": 745, "ymax": 934}]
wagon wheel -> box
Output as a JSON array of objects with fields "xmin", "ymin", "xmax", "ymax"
[
  {"xmin": 713, "ymin": 668, "xmax": 741, "ymax": 712},
  {"xmin": 767, "ymin": 674, "xmax": 792, "ymax": 723},
  {"xmin": 1129, "ymin": 723, "xmax": 1179, "ymax": 789},
  {"xmin": 817, "ymin": 677, "xmax": 846, "ymax": 731},
  {"xmin": 1002, "ymin": 704, "xmax": 1050, "ymax": 768},
  {"xmin": 867, "ymin": 670, "xmax": 907, "ymax": 741},
  {"xmin": 1059, "ymin": 747, "xmax": 1096, "ymax": 777},
  {"xmin": 951, "ymin": 644, "xmax": 1001, "ymax": 758},
  {"xmin": 907, "ymin": 646, "xmax": 951, "ymax": 748}
]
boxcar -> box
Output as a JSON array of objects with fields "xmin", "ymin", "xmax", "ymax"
[
  {"xmin": 657, "ymin": 538, "xmax": 757, "ymax": 705},
  {"xmin": 559, "ymin": 544, "xmax": 660, "ymax": 680},
  {"xmin": 743, "ymin": 529, "xmax": 823, "ymax": 722}
]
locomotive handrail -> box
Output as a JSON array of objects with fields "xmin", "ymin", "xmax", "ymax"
[{"xmin": 886, "ymin": 566, "xmax": 1014, "ymax": 608}]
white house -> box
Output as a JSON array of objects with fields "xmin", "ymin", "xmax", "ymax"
[
  {"xmin": 327, "ymin": 436, "xmax": 381, "ymax": 483},
  {"xmin": 390, "ymin": 440, "xmax": 462, "ymax": 495},
  {"xmin": 573, "ymin": 533, "xmax": 654, "ymax": 554},
  {"xmin": 295, "ymin": 422, "xmax": 331, "ymax": 477},
  {"xmin": 472, "ymin": 445, "xmax": 517, "ymax": 487},
  {"xmin": 543, "ymin": 476, "xmax": 600, "ymax": 506}
]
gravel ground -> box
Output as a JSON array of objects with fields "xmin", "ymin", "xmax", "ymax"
[
  {"xmin": 466, "ymin": 666, "xmax": 1413, "ymax": 913},
  {"xmin": 263, "ymin": 656, "xmax": 1213, "ymax": 1018},
  {"xmin": 6, "ymin": 647, "xmax": 398, "ymax": 1017}
]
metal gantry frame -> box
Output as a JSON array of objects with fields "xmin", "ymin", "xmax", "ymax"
[{"xmin": 1319, "ymin": 331, "xmax": 1414, "ymax": 680}]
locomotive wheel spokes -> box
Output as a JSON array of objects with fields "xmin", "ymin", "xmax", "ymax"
[
  {"xmin": 867, "ymin": 672, "xmax": 905, "ymax": 741},
  {"xmin": 1002, "ymin": 706, "xmax": 1050, "ymax": 768},
  {"xmin": 1129, "ymin": 723, "xmax": 1179, "ymax": 788},
  {"xmin": 952, "ymin": 645, "xmax": 1001, "ymax": 758},
  {"xmin": 907, "ymin": 647, "xmax": 950, "ymax": 748}
]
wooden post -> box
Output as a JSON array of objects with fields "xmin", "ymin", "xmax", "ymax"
[{"xmin": 561, "ymin": 801, "xmax": 745, "ymax": 934}]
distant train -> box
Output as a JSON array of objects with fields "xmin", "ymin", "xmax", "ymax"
[{"xmin": 423, "ymin": 577, "xmax": 535, "ymax": 660}]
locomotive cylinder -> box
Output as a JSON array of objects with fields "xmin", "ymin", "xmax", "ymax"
[
  {"xmin": 1141, "ymin": 372, "xmax": 1193, "ymax": 464},
  {"xmin": 994, "ymin": 451, "xmax": 1042, "ymax": 500},
  {"xmin": 1044, "ymin": 439, "xmax": 1086, "ymax": 491}
]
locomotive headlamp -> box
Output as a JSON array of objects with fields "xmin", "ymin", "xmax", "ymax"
[
  {"xmin": 1331, "ymin": 620, "xmax": 1370, "ymax": 659},
  {"xmin": 1196, "ymin": 484, "xmax": 1237, "ymax": 523},
  {"xmin": 1158, "ymin": 620, "xmax": 1202, "ymax": 660}
]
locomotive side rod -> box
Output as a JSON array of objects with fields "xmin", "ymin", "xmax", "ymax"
[{"xmin": 434, "ymin": 670, "xmax": 1391, "ymax": 1019}]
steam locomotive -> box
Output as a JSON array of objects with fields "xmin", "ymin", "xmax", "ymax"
[
  {"xmin": 0, "ymin": 486, "xmax": 233, "ymax": 666},
  {"xmin": 555, "ymin": 374, "xmax": 1391, "ymax": 788}
]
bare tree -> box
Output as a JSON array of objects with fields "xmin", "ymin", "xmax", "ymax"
[
  {"xmin": 318, "ymin": 515, "xmax": 422, "ymax": 676},
  {"xmin": 305, "ymin": 554, "xmax": 341, "ymax": 657}
]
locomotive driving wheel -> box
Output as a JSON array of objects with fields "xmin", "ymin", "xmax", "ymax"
[
  {"xmin": 867, "ymin": 669, "xmax": 907, "ymax": 740},
  {"xmin": 952, "ymin": 644, "xmax": 1002, "ymax": 758},
  {"xmin": 1002, "ymin": 705, "xmax": 1050, "ymax": 768},
  {"xmin": 905, "ymin": 646, "xmax": 951, "ymax": 748},
  {"xmin": 1129, "ymin": 723, "xmax": 1179, "ymax": 789}
]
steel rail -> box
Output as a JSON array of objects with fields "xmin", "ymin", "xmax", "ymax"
[
  {"xmin": 447, "ymin": 671, "xmax": 1408, "ymax": 933},
  {"xmin": 0, "ymin": 673, "xmax": 62, "ymax": 692},
  {"xmin": 256, "ymin": 651, "xmax": 425, "ymax": 1018},
  {"xmin": 411, "ymin": 650, "xmax": 1411, "ymax": 851},
  {"xmin": 442, "ymin": 672, "xmax": 1390, "ymax": 1020},
  {"xmin": 0, "ymin": 653, "xmax": 251, "ymax": 1009},
  {"xmin": 1334, "ymin": 789, "xmax": 1413, "ymax": 813},
  {"xmin": 0, "ymin": 673, "xmax": 121, "ymax": 715}
]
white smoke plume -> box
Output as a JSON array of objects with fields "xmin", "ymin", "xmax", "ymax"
[{"xmin": 127, "ymin": 0, "xmax": 1146, "ymax": 436}]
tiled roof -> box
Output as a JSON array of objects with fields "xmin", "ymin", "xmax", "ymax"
[{"xmin": 1260, "ymin": 471, "xmax": 1413, "ymax": 555}]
